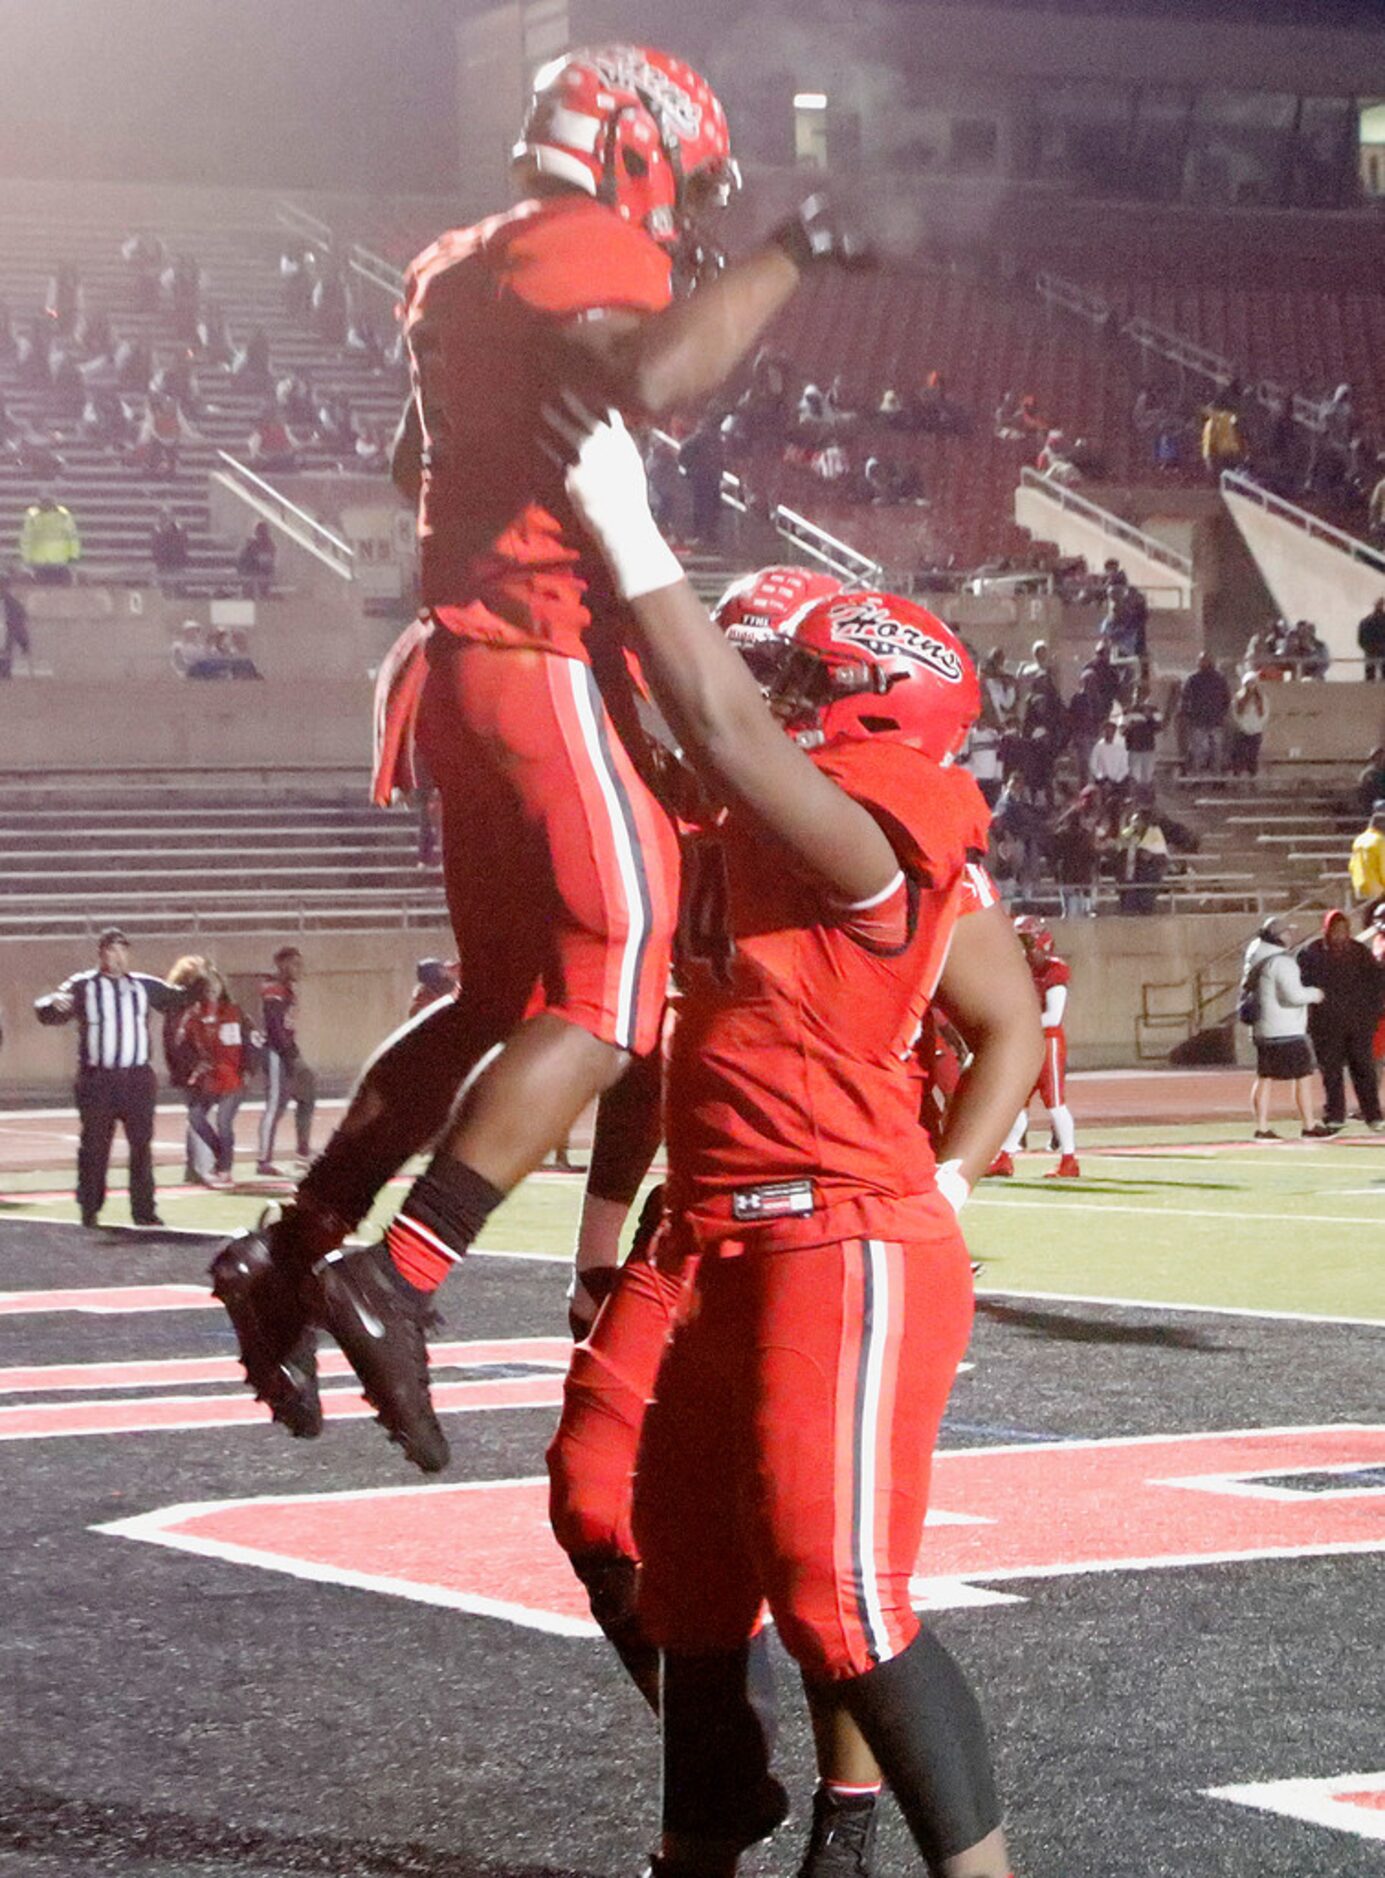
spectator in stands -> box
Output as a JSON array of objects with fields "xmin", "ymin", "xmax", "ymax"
[
  {"xmin": 15, "ymin": 320, "xmax": 54, "ymax": 389},
  {"xmin": 132, "ymin": 394, "xmax": 198, "ymax": 478},
  {"xmin": 346, "ymin": 316, "xmax": 387, "ymax": 368},
  {"xmin": 1243, "ymin": 621, "xmax": 1283, "ymax": 679},
  {"xmin": 962, "ymin": 717, "xmax": 1003, "ymax": 804},
  {"xmin": 992, "ymin": 771, "xmax": 1047, "ymax": 900},
  {"xmin": 0, "ymin": 565, "xmax": 32, "ymax": 677},
  {"xmin": 1357, "ymin": 748, "xmax": 1385, "ymax": 817},
  {"xmin": 1284, "ymin": 620, "xmax": 1331, "ymax": 680},
  {"xmin": 877, "ymin": 388, "xmax": 905, "ymax": 425},
  {"xmin": 993, "ymin": 390, "xmax": 1024, "ymax": 440},
  {"xmin": 1298, "ymin": 910, "xmax": 1385, "ymax": 1134},
  {"xmin": 236, "ymin": 522, "xmax": 277, "ymax": 599},
  {"xmin": 280, "ymin": 243, "xmax": 316, "ymax": 321},
  {"xmin": 1037, "ymin": 428, "xmax": 1081, "ymax": 485},
  {"xmin": 1227, "ymin": 675, "xmax": 1269, "ymax": 776},
  {"xmin": 810, "ymin": 439, "xmax": 849, "ymax": 484},
  {"xmin": 311, "ymin": 266, "xmax": 351, "ymax": 348},
  {"xmin": 352, "ymin": 422, "xmax": 389, "ymax": 475},
  {"xmin": 150, "ymin": 506, "xmax": 190, "ymax": 578},
  {"xmin": 797, "ymin": 382, "xmax": 827, "ymax": 428},
  {"xmin": 821, "ymin": 375, "xmax": 854, "ymax": 426},
  {"xmin": 113, "ymin": 336, "xmax": 153, "ymax": 394},
  {"xmin": 1065, "ymin": 668, "xmax": 1108, "ymax": 781},
  {"xmin": 911, "ymin": 370, "xmax": 968, "ymax": 435},
  {"xmin": 1116, "ymin": 805, "xmax": 1169, "ymax": 914},
  {"xmin": 1357, "ymin": 598, "xmax": 1385, "ymax": 681},
  {"xmin": 45, "ymin": 261, "xmax": 81, "ymax": 337},
  {"xmin": 979, "ymin": 646, "xmax": 1017, "ymax": 727},
  {"xmin": 678, "ymin": 416, "xmax": 725, "ymax": 545},
  {"xmin": 315, "ymin": 392, "xmax": 358, "ymax": 457},
  {"xmin": 1018, "ymin": 640, "xmax": 1066, "ymax": 738},
  {"xmin": 246, "ymin": 409, "xmax": 302, "ymax": 475},
  {"xmin": 152, "ymin": 353, "xmax": 202, "ymax": 419},
  {"xmin": 1122, "ymin": 683, "xmax": 1162, "ymax": 789},
  {"xmin": 1088, "ymin": 716, "xmax": 1130, "ymax": 794},
  {"xmin": 172, "ymin": 621, "xmax": 262, "ymax": 680},
  {"xmin": 1051, "ymin": 790, "xmax": 1101, "ymax": 918},
  {"xmin": 197, "ymin": 303, "xmax": 236, "ymax": 370},
  {"xmin": 80, "ymin": 387, "xmax": 135, "ymax": 453},
  {"xmin": 861, "ymin": 451, "xmax": 925, "ymax": 506},
  {"xmin": 1368, "ymin": 463, "xmax": 1385, "ymax": 543},
  {"xmin": 275, "ymin": 371, "xmax": 316, "ymax": 428},
  {"xmin": 1201, "ymin": 391, "xmax": 1243, "ymax": 480},
  {"xmin": 19, "ymin": 495, "xmax": 80, "ymax": 585},
  {"xmin": 1178, "ymin": 653, "xmax": 1231, "ymax": 773},
  {"xmin": 120, "ymin": 231, "xmax": 166, "ymax": 311},
  {"xmin": 73, "ymin": 306, "xmax": 113, "ymax": 370},
  {"xmin": 49, "ymin": 349, "xmax": 84, "ymax": 421},
  {"xmin": 1349, "ymin": 802, "xmax": 1385, "ymax": 905},
  {"xmin": 1243, "ymin": 918, "xmax": 1328, "ymax": 1140},
  {"xmin": 163, "ymin": 253, "xmax": 204, "ymax": 343},
  {"xmin": 1015, "ymin": 393, "xmax": 1045, "ymax": 444},
  {"xmin": 1100, "ymin": 571, "xmax": 1150, "ymax": 669},
  {"xmin": 1080, "ymin": 640, "xmax": 1124, "ymax": 717},
  {"xmin": 231, "ymin": 327, "xmax": 273, "ymax": 394}
]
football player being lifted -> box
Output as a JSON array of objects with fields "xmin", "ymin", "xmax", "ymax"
[
  {"xmin": 211, "ymin": 46, "xmax": 870, "ymax": 1469},
  {"xmin": 545, "ymin": 398, "xmax": 1043, "ymax": 1878}
]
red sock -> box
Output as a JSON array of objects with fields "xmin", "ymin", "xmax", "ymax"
[{"xmin": 386, "ymin": 1211, "xmax": 460, "ymax": 1293}]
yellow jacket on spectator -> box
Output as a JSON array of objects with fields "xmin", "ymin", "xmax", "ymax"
[
  {"xmin": 19, "ymin": 500, "xmax": 81, "ymax": 569},
  {"xmin": 1201, "ymin": 408, "xmax": 1242, "ymax": 465},
  {"xmin": 1348, "ymin": 823, "xmax": 1385, "ymax": 901}
]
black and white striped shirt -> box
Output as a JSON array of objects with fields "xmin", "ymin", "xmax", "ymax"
[{"xmin": 57, "ymin": 970, "xmax": 183, "ymax": 1072}]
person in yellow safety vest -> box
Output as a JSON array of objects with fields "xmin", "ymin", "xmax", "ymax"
[
  {"xmin": 19, "ymin": 494, "xmax": 81, "ymax": 584},
  {"xmin": 1201, "ymin": 395, "xmax": 1243, "ymax": 481},
  {"xmin": 1348, "ymin": 802, "xmax": 1385, "ymax": 904}
]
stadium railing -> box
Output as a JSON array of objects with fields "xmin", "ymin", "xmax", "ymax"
[
  {"xmin": 1219, "ymin": 469, "xmax": 1385, "ymax": 579},
  {"xmin": 1017, "ymin": 466, "xmax": 1196, "ymax": 603},
  {"xmin": 213, "ymin": 452, "xmax": 356, "ymax": 581}
]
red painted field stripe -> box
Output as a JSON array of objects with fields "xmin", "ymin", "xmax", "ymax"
[
  {"xmin": 0, "ymin": 1285, "xmax": 216, "ymax": 1315},
  {"xmin": 1337, "ymin": 1792, "xmax": 1385, "ymax": 1811},
  {"xmin": 0, "ymin": 1335, "xmax": 569, "ymax": 1396},
  {"xmin": 0, "ymin": 1372, "xmax": 563, "ymax": 1439}
]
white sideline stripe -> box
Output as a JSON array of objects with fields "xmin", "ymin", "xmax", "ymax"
[
  {"xmin": 95, "ymin": 1476, "xmax": 600, "ymax": 1638},
  {"xmin": 1207, "ymin": 1772, "xmax": 1385, "ymax": 1843},
  {"xmin": 969, "ymin": 1194, "xmax": 1383, "ymax": 1228},
  {"xmin": 973, "ymin": 1285, "xmax": 1385, "ymax": 1328}
]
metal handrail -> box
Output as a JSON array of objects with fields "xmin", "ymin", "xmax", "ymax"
[
  {"xmin": 214, "ymin": 451, "xmax": 356, "ymax": 580},
  {"xmin": 348, "ymin": 241, "xmax": 405, "ymax": 299},
  {"xmin": 273, "ymin": 199, "xmax": 335, "ymax": 251},
  {"xmin": 1036, "ymin": 271, "xmax": 1113, "ymax": 328},
  {"xmin": 1019, "ymin": 466, "xmax": 1195, "ymax": 584},
  {"xmin": 1221, "ymin": 468, "xmax": 1385, "ymax": 574}
]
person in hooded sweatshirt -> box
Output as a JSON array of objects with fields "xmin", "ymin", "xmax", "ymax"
[
  {"xmin": 1242, "ymin": 918, "xmax": 1330, "ymax": 1140},
  {"xmin": 1298, "ymin": 909, "xmax": 1385, "ymax": 1134}
]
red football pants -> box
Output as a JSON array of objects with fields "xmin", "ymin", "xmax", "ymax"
[
  {"xmin": 547, "ymin": 1246, "xmax": 690, "ymax": 1564},
  {"xmin": 635, "ymin": 1226, "xmax": 974, "ymax": 1683},
  {"xmin": 417, "ymin": 638, "xmax": 679, "ymax": 1057}
]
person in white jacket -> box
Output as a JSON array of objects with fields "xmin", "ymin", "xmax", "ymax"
[{"xmin": 1243, "ymin": 919, "xmax": 1330, "ymax": 1139}]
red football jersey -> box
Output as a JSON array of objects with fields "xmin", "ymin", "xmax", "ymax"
[
  {"xmin": 1031, "ymin": 953, "xmax": 1071, "ymax": 1032},
  {"xmin": 403, "ymin": 196, "xmax": 673, "ymax": 660},
  {"xmin": 664, "ymin": 741, "xmax": 991, "ymax": 1253}
]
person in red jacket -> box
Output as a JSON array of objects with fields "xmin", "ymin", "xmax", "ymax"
[{"xmin": 183, "ymin": 968, "xmax": 247, "ymax": 1186}]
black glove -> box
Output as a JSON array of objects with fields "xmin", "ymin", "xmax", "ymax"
[
  {"xmin": 33, "ymin": 993, "xmax": 72, "ymax": 1027},
  {"xmin": 773, "ymin": 194, "xmax": 876, "ymax": 272}
]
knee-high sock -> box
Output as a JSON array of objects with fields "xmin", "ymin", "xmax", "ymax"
[{"xmin": 1050, "ymin": 1103, "xmax": 1076, "ymax": 1155}]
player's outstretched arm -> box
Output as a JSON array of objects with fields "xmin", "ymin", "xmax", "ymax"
[
  {"xmin": 557, "ymin": 199, "xmax": 870, "ymax": 419},
  {"xmin": 547, "ymin": 400, "xmax": 897, "ymax": 904},
  {"xmin": 933, "ymin": 904, "xmax": 1045, "ymax": 1189}
]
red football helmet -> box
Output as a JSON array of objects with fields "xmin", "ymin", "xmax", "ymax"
[
  {"xmin": 514, "ymin": 46, "xmax": 738, "ymax": 254},
  {"xmin": 713, "ymin": 565, "xmax": 844, "ymax": 680},
  {"xmin": 764, "ymin": 590, "xmax": 980, "ymax": 763},
  {"xmin": 1013, "ymin": 915, "xmax": 1055, "ymax": 959}
]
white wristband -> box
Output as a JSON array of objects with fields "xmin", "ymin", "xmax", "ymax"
[
  {"xmin": 935, "ymin": 1158, "xmax": 971, "ymax": 1217},
  {"xmin": 607, "ymin": 529, "xmax": 685, "ymax": 603}
]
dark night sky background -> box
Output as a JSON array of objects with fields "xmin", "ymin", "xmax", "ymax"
[{"xmin": 0, "ymin": 0, "xmax": 1381, "ymax": 193}]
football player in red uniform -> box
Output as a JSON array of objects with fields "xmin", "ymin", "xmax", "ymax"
[
  {"xmin": 546, "ymin": 405, "xmax": 1042, "ymax": 1878},
  {"xmin": 210, "ymin": 47, "xmax": 870, "ymax": 1467},
  {"xmin": 987, "ymin": 915, "xmax": 1079, "ymax": 1179}
]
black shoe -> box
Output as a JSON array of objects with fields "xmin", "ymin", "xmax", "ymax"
[
  {"xmin": 1301, "ymin": 1123, "xmax": 1336, "ymax": 1139},
  {"xmin": 81, "ymin": 1211, "xmax": 100, "ymax": 1229},
  {"xmin": 306, "ymin": 1243, "xmax": 449, "ymax": 1473},
  {"xmin": 796, "ymin": 1788, "xmax": 879, "ymax": 1878},
  {"xmin": 210, "ymin": 1210, "xmax": 322, "ymax": 1439},
  {"xmin": 132, "ymin": 1214, "xmax": 164, "ymax": 1227},
  {"xmin": 1252, "ymin": 1129, "xmax": 1279, "ymax": 1140}
]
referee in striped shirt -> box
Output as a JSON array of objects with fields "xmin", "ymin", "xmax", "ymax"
[{"xmin": 34, "ymin": 928, "xmax": 191, "ymax": 1229}]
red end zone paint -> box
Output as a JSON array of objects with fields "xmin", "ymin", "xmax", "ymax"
[
  {"xmin": 0, "ymin": 1285, "xmax": 215, "ymax": 1315},
  {"xmin": 98, "ymin": 1425, "xmax": 1385, "ymax": 1631}
]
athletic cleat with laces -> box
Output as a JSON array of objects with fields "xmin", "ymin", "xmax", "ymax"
[
  {"xmin": 795, "ymin": 1788, "xmax": 879, "ymax": 1878},
  {"xmin": 209, "ymin": 1210, "xmax": 322, "ymax": 1438},
  {"xmin": 984, "ymin": 1150, "xmax": 1014, "ymax": 1178},
  {"xmin": 307, "ymin": 1242, "xmax": 450, "ymax": 1473},
  {"xmin": 1045, "ymin": 1155, "xmax": 1081, "ymax": 1179}
]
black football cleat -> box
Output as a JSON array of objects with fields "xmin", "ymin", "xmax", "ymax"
[
  {"xmin": 210, "ymin": 1210, "xmax": 322, "ymax": 1439},
  {"xmin": 307, "ymin": 1242, "xmax": 450, "ymax": 1473},
  {"xmin": 795, "ymin": 1788, "xmax": 879, "ymax": 1878}
]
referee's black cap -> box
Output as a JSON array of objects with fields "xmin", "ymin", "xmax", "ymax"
[{"xmin": 97, "ymin": 926, "xmax": 129, "ymax": 948}]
